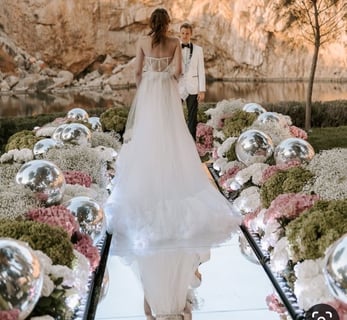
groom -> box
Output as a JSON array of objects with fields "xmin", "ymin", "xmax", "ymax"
[{"xmin": 178, "ymin": 23, "xmax": 206, "ymax": 141}]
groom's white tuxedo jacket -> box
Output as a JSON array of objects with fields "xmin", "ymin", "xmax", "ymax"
[{"xmin": 178, "ymin": 43, "xmax": 206, "ymax": 100}]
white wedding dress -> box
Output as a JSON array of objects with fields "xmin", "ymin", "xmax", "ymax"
[{"xmin": 104, "ymin": 56, "xmax": 241, "ymax": 318}]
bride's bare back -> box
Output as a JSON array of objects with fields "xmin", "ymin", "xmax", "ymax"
[{"xmin": 135, "ymin": 35, "xmax": 182, "ymax": 86}]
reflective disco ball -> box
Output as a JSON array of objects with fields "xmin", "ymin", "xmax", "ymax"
[
  {"xmin": 16, "ymin": 159, "xmax": 66, "ymax": 205},
  {"xmin": 274, "ymin": 138, "xmax": 315, "ymax": 165},
  {"xmin": 88, "ymin": 116, "xmax": 103, "ymax": 132},
  {"xmin": 62, "ymin": 196, "xmax": 106, "ymax": 244},
  {"xmin": 52, "ymin": 124, "xmax": 68, "ymax": 141},
  {"xmin": 67, "ymin": 107, "xmax": 89, "ymax": 121},
  {"xmin": 255, "ymin": 112, "xmax": 287, "ymax": 127},
  {"xmin": 235, "ymin": 129, "xmax": 274, "ymax": 166},
  {"xmin": 243, "ymin": 102, "xmax": 267, "ymax": 115},
  {"xmin": 60, "ymin": 123, "xmax": 92, "ymax": 146},
  {"xmin": 323, "ymin": 234, "xmax": 347, "ymax": 304},
  {"xmin": 33, "ymin": 138, "xmax": 63, "ymax": 156},
  {"xmin": 0, "ymin": 238, "xmax": 43, "ymax": 319},
  {"xmin": 238, "ymin": 233, "xmax": 259, "ymax": 265}
]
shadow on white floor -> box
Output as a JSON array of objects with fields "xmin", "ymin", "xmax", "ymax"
[{"xmin": 95, "ymin": 233, "xmax": 280, "ymax": 320}]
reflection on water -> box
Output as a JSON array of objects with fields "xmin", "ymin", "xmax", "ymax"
[
  {"xmin": 1, "ymin": 81, "xmax": 347, "ymax": 118},
  {"xmin": 207, "ymin": 81, "xmax": 347, "ymax": 104}
]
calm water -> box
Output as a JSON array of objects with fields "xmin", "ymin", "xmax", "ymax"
[{"xmin": 1, "ymin": 81, "xmax": 347, "ymax": 118}]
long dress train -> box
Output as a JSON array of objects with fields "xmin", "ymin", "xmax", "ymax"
[{"xmin": 104, "ymin": 56, "xmax": 241, "ymax": 317}]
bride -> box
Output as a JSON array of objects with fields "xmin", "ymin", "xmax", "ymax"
[{"xmin": 104, "ymin": 7, "xmax": 241, "ymax": 319}]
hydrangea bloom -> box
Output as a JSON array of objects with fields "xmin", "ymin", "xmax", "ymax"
[
  {"xmin": 64, "ymin": 170, "xmax": 92, "ymax": 187},
  {"xmin": 26, "ymin": 205, "xmax": 80, "ymax": 238}
]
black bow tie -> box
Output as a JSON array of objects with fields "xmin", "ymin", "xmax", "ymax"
[{"xmin": 182, "ymin": 43, "xmax": 191, "ymax": 49}]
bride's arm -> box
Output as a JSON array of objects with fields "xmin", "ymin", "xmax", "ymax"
[
  {"xmin": 135, "ymin": 38, "xmax": 145, "ymax": 87},
  {"xmin": 173, "ymin": 38, "xmax": 182, "ymax": 80}
]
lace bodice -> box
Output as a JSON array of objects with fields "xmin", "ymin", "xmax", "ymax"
[{"xmin": 143, "ymin": 56, "xmax": 173, "ymax": 72}]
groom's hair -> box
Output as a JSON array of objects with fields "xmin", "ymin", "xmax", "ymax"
[{"xmin": 180, "ymin": 22, "xmax": 193, "ymax": 32}]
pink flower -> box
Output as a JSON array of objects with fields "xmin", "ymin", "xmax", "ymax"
[
  {"xmin": 264, "ymin": 193, "xmax": 319, "ymax": 224},
  {"xmin": 63, "ymin": 170, "xmax": 92, "ymax": 187},
  {"xmin": 26, "ymin": 205, "xmax": 80, "ymax": 238},
  {"xmin": 242, "ymin": 209, "xmax": 261, "ymax": 229},
  {"xmin": 260, "ymin": 160, "xmax": 301, "ymax": 185},
  {"xmin": 0, "ymin": 310, "xmax": 20, "ymax": 320},
  {"xmin": 266, "ymin": 293, "xmax": 287, "ymax": 315},
  {"xmin": 196, "ymin": 123, "xmax": 214, "ymax": 157},
  {"xmin": 73, "ymin": 231, "xmax": 101, "ymax": 271},
  {"xmin": 289, "ymin": 125, "xmax": 308, "ymax": 140},
  {"xmin": 327, "ymin": 300, "xmax": 347, "ymax": 320},
  {"xmin": 218, "ymin": 165, "xmax": 242, "ymax": 192}
]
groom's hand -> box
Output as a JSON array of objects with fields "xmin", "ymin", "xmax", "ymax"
[{"xmin": 197, "ymin": 92, "xmax": 205, "ymax": 103}]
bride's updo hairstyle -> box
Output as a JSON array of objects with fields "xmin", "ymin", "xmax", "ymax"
[{"xmin": 148, "ymin": 8, "xmax": 171, "ymax": 47}]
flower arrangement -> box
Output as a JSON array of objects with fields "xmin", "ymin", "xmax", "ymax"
[
  {"xmin": 205, "ymin": 99, "xmax": 347, "ymax": 318},
  {"xmin": 26, "ymin": 205, "xmax": 80, "ymax": 238},
  {"xmin": 63, "ymin": 170, "xmax": 93, "ymax": 187},
  {"xmin": 196, "ymin": 123, "xmax": 214, "ymax": 159},
  {"xmin": 260, "ymin": 166, "xmax": 314, "ymax": 208},
  {"xmin": 0, "ymin": 110, "xmax": 113, "ymax": 319},
  {"xmin": 44, "ymin": 145, "xmax": 108, "ymax": 187}
]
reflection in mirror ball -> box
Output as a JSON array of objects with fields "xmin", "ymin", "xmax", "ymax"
[
  {"xmin": 235, "ymin": 129, "xmax": 274, "ymax": 166},
  {"xmin": 62, "ymin": 196, "xmax": 106, "ymax": 245},
  {"xmin": 0, "ymin": 238, "xmax": 43, "ymax": 319},
  {"xmin": 16, "ymin": 159, "xmax": 66, "ymax": 205}
]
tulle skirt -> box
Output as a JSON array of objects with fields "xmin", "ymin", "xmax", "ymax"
[{"xmin": 104, "ymin": 70, "xmax": 241, "ymax": 255}]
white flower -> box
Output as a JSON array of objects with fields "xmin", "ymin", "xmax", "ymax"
[
  {"xmin": 212, "ymin": 157, "xmax": 228, "ymax": 173},
  {"xmin": 0, "ymin": 148, "xmax": 34, "ymax": 163},
  {"xmin": 35, "ymin": 126, "xmax": 57, "ymax": 137},
  {"xmin": 205, "ymin": 98, "xmax": 244, "ymax": 129},
  {"xmin": 250, "ymin": 120, "xmax": 292, "ymax": 146},
  {"xmin": 91, "ymin": 131, "xmax": 122, "ymax": 151},
  {"xmin": 0, "ymin": 185, "xmax": 40, "ymax": 220},
  {"xmin": 235, "ymin": 162, "xmax": 269, "ymax": 185},
  {"xmin": 270, "ymin": 237, "xmax": 290, "ymax": 273},
  {"xmin": 217, "ymin": 136, "xmax": 238, "ymax": 159},
  {"xmin": 30, "ymin": 316, "xmax": 55, "ymax": 320},
  {"xmin": 13, "ymin": 148, "xmax": 34, "ymax": 162},
  {"xmin": 248, "ymin": 208, "xmax": 266, "ymax": 234},
  {"xmin": 303, "ymin": 148, "xmax": 347, "ymax": 200},
  {"xmin": 41, "ymin": 274, "xmax": 55, "ymax": 297},
  {"xmin": 294, "ymin": 258, "xmax": 334, "ymax": 310},
  {"xmin": 261, "ymin": 220, "xmax": 283, "ymax": 251},
  {"xmin": 62, "ymin": 183, "xmax": 109, "ymax": 204},
  {"xmin": 45, "ymin": 145, "xmax": 108, "ymax": 187},
  {"xmin": 234, "ymin": 186, "xmax": 261, "ymax": 214}
]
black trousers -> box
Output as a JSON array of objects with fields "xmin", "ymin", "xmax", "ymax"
[{"xmin": 185, "ymin": 94, "xmax": 198, "ymax": 141}]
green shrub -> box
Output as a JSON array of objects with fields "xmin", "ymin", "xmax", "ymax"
[
  {"xmin": 5, "ymin": 130, "xmax": 42, "ymax": 152},
  {"xmin": 260, "ymin": 166, "xmax": 314, "ymax": 208},
  {"xmin": 99, "ymin": 106, "xmax": 129, "ymax": 134}
]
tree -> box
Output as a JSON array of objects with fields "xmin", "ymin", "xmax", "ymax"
[{"xmin": 289, "ymin": 0, "xmax": 347, "ymax": 130}]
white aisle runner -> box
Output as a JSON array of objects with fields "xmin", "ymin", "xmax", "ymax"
[{"xmin": 95, "ymin": 235, "xmax": 279, "ymax": 320}]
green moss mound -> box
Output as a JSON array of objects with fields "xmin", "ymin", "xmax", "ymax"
[
  {"xmin": 5, "ymin": 130, "xmax": 42, "ymax": 152},
  {"xmin": 222, "ymin": 109, "xmax": 257, "ymax": 137},
  {"xmin": 100, "ymin": 106, "xmax": 129, "ymax": 134},
  {"xmin": 0, "ymin": 219, "xmax": 74, "ymax": 267},
  {"xmin": 286, "ymin": 199, "xmax": 347, "ymax": 262},
  {"xmin": 260, "ymin": 166, "xmax": 314, "ymax": 208}
]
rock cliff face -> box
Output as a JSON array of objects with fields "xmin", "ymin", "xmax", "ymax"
[{"xmin": 0, "ymin": 0, "xmax": 346, "ymax": 85}]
